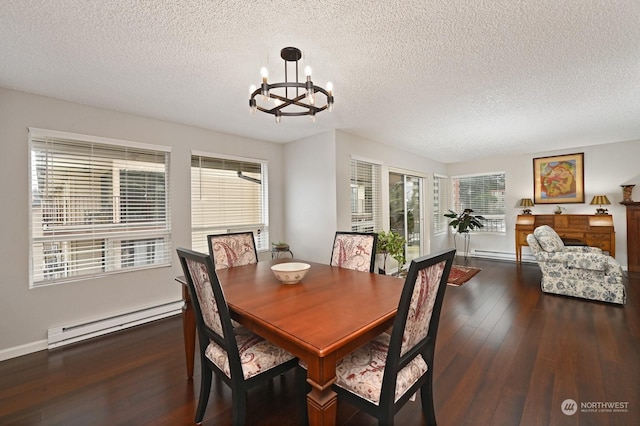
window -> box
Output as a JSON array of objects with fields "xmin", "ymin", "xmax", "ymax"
[
  {"xmin": 350, "ymin": 159, "xmax": 382, "ymax": 233},
  {"xmin": 191, "ymin": 153, "xmax": 269, "ymax": 253},
  {"xmin": 390, "ymin": 171, "xmax": 424, "ymax": 264},
  {"xmin": 451, "ymin": 172, "xmax": 506, "ymax": 232},
  {"xmin": 433, "ymin": 174, "xmax": 448, "ymax": 234},
  {"xmin": 29, "ymin": 129, "xmax": 171, "ymax": 286}
]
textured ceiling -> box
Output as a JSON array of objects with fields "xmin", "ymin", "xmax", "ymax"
[{"xmin": 1, "ymin": 0, "xmax": 639, "ymax": 163}]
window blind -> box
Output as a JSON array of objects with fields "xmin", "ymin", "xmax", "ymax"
[
  {"xmin": 451, "ymin": 172, "xmax": 506, "ymax": 233},
  {"xmin": 433, "ymin": 174, "xmax": 448, "ymax": 234},
  {"xmin": 29, "ymin": 130, "xmax": 171, "ymax": 286},
  {"xmin": 191, "ymin": 154, "xmax": 269, "ymax": 253},
  {"xmin": 350, "ymin": 159, "xmax": 382, "ymax": 232}
]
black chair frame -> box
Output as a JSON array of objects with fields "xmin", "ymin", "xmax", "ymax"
[
  {"xmin": 206, "ymin": 231, "xmax": 259, "ymax": 267},
  {"xmin": 330, "ymin": 231, "xmax": 379, "ymax": 273},
  {"xmin": 177, "ymin": 248, "xmax": 302, "ymax": 425},
  {"xmin": 332, "ymin": 248, "xmax": 456, "ymax": 425}
]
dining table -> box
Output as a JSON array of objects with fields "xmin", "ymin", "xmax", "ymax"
[{"xmin": 177, "ymin": 258, "xmax": 404, "ymax": 426}]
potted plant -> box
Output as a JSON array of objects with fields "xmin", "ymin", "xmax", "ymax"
[
  {"xmin": 376, "ymin": 230, "xmax": 406, "ymax": 275},
  {"xmin": 271, "ymin": 241, "xmax": 293, "ymax": 258},
  {"xmin": 444, "ymin": 209, "xmax": 485, "ymax": 233},
  {"xmin": 271, "ymin": 241, "xmax": 289, "ymax": 250},
  {"xmin": 444, "ymin": 209, "xmax": 485, "ymax": 258}
]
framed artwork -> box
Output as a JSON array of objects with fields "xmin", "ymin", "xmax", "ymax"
[{"xmin": 533, "ymin": 153, "xmax": 584, "ymax": 204}]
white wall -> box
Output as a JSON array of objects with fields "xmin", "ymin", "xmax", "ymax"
[
  {"xmin": 284, "ymin": 130, "xmax": 450, "ymax": 264},
  {"xmin": 2, "ymin": 86, "xmax": 637, "ymax": 360},
  {"xmin": 446, "ymin": 140, "xmax": 640, "ymax": 268},
  {"xmin": 335, "ymin": 131, "xmax": 449, "ymax": 252},
  {"xmin": 283, "ymin": 131, "xmax": 337, "ymax": 263},
  {"xmin": 0, "ymin": 87, "xmax": 285, "ymax": 359}
]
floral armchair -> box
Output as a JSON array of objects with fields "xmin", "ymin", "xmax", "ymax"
[{"xmin": 526, "ymin": 225, "xmax": 625, "ymax": 304}]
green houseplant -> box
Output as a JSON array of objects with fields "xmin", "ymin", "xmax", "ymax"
[
  {"xmin": 376, "ymin": 230, "xmax": 406, "ymax": 275},
  {"xmin": 271, "ymin": 241, "xmax": 289, "ymax": 249},
  {"xmin": 444, "ymin": 209, "xmax": 485, "ymax": 233},
  {"xmin": 444, "ymin": 209, "xmax": 485, "ymax": 258}
]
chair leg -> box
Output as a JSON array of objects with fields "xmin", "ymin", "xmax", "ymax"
[
  {"xmin": 195, "ymin": 366, "xmax": 213, "ymax": 424},
  {"xmin": 231, "ymin": 389, "xmax": 247, "ymax": 425},
  {"xmin": 380, "ymin": 412, "xmax": 395, "ymax": 426},
  {"xmin": 296, "ymin": 366, "xmax": 309, "ymax": 425},
  {"xmin": 420, "ymin": 374, "xmax": 437, "ymax": 426}
]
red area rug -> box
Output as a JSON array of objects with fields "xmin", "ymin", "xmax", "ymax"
[{"xmin": 447, "ymin": 265, "xmax": 481, "ymax": 286}]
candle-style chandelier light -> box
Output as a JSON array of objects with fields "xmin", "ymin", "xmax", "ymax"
[{"xmin": 249, "ymin": 47, "xmax": 334, "ymax": 123}]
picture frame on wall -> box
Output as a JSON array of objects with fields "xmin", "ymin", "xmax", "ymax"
[{"xmin": 533, "ymin": 152, "xmax": 585, "ymax": 204}]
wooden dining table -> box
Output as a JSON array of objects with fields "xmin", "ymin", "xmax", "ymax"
[{"xmin": 177, "ymin": 258, "xmax": 404, "ymax": 426}]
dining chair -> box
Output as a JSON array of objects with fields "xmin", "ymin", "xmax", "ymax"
[
  {"xmin": 176, "ymin": 248, "xmax": 304, "ymax": 425},
  {"xmin": 332, "ymin": 248, "xmax": 456, "ymax": 425},
  {"xmin": 330, "ymin": 231, "xmax": 378, "ymax": 273},
  {"xmin": 207, "ymin": 231, "xmax": 258, "ymax": 270}
]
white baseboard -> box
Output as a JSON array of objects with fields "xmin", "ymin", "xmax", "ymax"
[
  {"xmin": 0, "ymin": 339, "xmax": 47, "ymax": 362},
  {"xmin": 470, "ymin": 249, "xmax": 536, "ymax": 263},
  {"xmin": 47, "ymin": 301, "xmax": 183, "ymax": 349},
  {"xmin": 0, "ymin": 301, "xmax": 183, "ymax": 362}
]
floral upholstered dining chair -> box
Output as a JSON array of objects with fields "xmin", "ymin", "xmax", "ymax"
[
  {"xmin": 330, "ymin": 231, "xmax": 378, "ymax": 273},
  {"xmin": 207, "ymin": 232, "xmax": 258, "ymax": 270},
  {"xmin": 176, "ymin": 248, "xmax": 304, "ymax": 425},
  {"xmin": 331, "ymin": 249, "xmax": 456, "ymax": 425}
]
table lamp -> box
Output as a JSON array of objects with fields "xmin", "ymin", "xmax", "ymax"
[
  {"xmin": 519, "ymin": 198, "xmax": 534, "ymax": 215},
  {"xmin": 590, "ymin": 195, "xmax": 611, "ymax": 214}
]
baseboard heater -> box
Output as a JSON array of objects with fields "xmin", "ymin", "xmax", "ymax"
[
  {"xmin": 47, "ymin": 300, "xmax": 183, "ymax": 349},
  {"xmin": 470, "ymin": 249, "xmax": 536, "ymax": 263}
]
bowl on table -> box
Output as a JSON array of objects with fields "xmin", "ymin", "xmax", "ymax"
[{"xmin": 270, "ymin": 262, "xmax": 310, "ymax": 284}]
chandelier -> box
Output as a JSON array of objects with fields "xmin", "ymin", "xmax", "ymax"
[{"xmin": 249, "ymin": 47, "xmax": 334, "ymax": 123}]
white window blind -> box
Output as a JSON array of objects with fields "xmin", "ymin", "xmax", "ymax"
[
  {"xmin": 350, "ymin": 159, "xmax": 382, "ymax": 232},
  {"xmin": 433, "ymin": 174, "xmax": 448, "ymax": 234},
  {"xmin": 191, "ymin": 154, "xmax": 269, "ymax": 253},
  {"xmin": 451, "ymin": 172, "xmax": 506, "ymax": 233},
  {"xmin": 29, "ymin": 129, "xmax": 171, "ymax": 286}
]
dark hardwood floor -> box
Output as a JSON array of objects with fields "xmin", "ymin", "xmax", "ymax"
[{"xmin": 1, "ymin": 258, "xmax": 638, "ymax": 425}]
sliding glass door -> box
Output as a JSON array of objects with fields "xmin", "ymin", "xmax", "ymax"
[{"xmin": 389, "ymin": 172, "xmax": 424, "ymax": 265}]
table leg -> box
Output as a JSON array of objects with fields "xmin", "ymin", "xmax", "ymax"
[
  {"xmin": 307, "ymin": 384, "xmax": 337, "ymax": 426},
  {"xmin": 181, "ymin": 286, "xmax": 196, "ymax": 379},
  {"xmin": 305, "ymin": 356, "xmax": 338, "ymax": 426}
]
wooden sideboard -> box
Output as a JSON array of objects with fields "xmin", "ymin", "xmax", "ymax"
[
  {"xmin": 515, "ymin": 214, "xmax": 615, "ymax": 262},
  {"xmin": 621, "ymin": 202, "xmax": 640, "ymax": 274}
]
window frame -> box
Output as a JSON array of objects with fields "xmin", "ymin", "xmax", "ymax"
[
  {"xmin": 28, "ymin": 128, "xmax": 172, "ymax": 287},
  {"xmin": 450, "ymin": 172, "xmax": 506, "ymax": 234},
  {"xmin": 350, "ymin": 157, "xmax": 383, "ymax": 233},
  {"xmin": 432, "ymin": 174, "xmax": 448, "ymax": 235},
  {"xmin": 190, "ymin": 151, "xmax": 269, "ymax": 253}
]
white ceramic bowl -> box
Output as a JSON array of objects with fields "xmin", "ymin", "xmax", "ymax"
[{"xmin": 270, "ymin": 262, "xmax": 311, "ymax": 284}]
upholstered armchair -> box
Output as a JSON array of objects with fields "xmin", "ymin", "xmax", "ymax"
[{"xmin": 526, "ymin": 225, "xmax": 625, "ymax": 304}]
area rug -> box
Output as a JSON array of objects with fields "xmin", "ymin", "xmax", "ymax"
[{"xmin": 447, "ymin": 265, "xmax": 481, "ymax": 286}]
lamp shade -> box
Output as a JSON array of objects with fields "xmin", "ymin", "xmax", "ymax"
[
  {"xmin": 590, "ymin": 195, "xmax": 611, "ymax": 206},
  {"xmin": 519, "ymin": 198, "xmax": 534, "ymax": 207}
]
